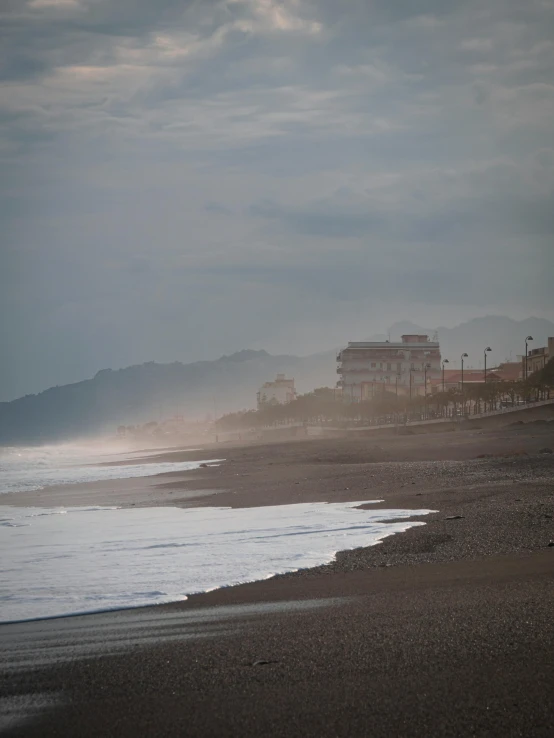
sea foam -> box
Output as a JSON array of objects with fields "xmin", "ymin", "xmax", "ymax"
[
  {"xmin": 0, "ymin": 501, "xmax": 434, "ymax": 623},
  {"xmin": 0, "ymin": 444, "xmax": 221, "ymax": 495}
]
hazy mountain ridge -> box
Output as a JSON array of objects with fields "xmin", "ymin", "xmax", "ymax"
[
  {"xmin": 1, "ymin": 316, "xmax": 553, "ymax": 444},
  {"xmin": 0, "ymin": 349, "xmax": 336, "ymax": 444},
  {"xmin": 380, "ymin": 316, "xmax": 554, "ymax": 368}
]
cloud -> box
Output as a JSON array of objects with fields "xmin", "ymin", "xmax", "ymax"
[{"xmin": 0, "ymin": 0, "xmax": 553, "ymax": 400}]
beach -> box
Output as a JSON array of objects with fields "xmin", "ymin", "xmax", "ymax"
[{"xmin": 1, "ymin": 416, "xmax": 554, "ymax": 736}]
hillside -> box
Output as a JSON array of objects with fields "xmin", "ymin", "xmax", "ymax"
[
  {"xmin": 1, "ymin": 315, "xmax": 552, "ymax": 444},
  {"xmin": 0, "ymin": 349, "xmax": 336, "ymax": 444}
]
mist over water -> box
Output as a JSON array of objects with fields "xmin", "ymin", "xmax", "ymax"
[{"xmin": 0, "ymin": 443, "xmax": 219, "ymax": 496}]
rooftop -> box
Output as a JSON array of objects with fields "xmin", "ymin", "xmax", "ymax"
[{"xmin": 345, "ymin": 341, "xmax": 439, "ymax": 349}]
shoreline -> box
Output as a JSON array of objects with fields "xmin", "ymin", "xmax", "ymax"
[
  {"xmin": 1, "ymin": 421, "xmax": 554, "ymax": 736},
  {"xmin": 3, "ymin": 414, "xmax": 552, "ymax": 510},
  {"xmin": 2, "ymin": 422, "xmax": 553, "ymax": 620},
  {"xmin": 0, "ymin": 498, "xmax": 434, "ymax": 625}
]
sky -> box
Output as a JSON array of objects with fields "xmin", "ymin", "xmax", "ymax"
[{"xmin": 1, "ymin": 0, "xmax": 553, "ymax": 401}]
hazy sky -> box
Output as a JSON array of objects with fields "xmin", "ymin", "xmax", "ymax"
[{"xmin": 1, "ymin": 0, "xmax": 553, "ymax": 400}]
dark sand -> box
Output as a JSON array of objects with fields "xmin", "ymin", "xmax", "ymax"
[{"xmin": 1, "ymin": 416, "xmax": 554, "ymax": 736}]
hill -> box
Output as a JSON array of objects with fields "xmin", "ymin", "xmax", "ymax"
[
  {"xmin": 1, "ymin": 315, "xmax": 552, "ymax": 444},
  {"xmin": 0, "ymin": 349, "xmax": 336, "ymax": 444}
]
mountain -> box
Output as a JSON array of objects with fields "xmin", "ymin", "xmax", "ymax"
[
  {"xmin": 0, "ymin": 349, "xmax": 336, "ymax": 445},
  {"xmin": 1, "ymin": 315, "xmax": 552, "ymax": 444},
  {"xmin": 378, "ymin": 316, "xmax": 554, "ymax": 369}
]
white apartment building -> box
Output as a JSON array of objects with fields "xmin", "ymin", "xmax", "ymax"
[
  {"xmin": 257, "ymin": 374, "xmax": 297, "ymax": 409},
  {"xmin": 337, "ymin": 334, "xmax": 441, "ymax": 401}
]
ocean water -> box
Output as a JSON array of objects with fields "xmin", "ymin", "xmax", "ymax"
[
  {"xmin": 0, "ymin": 444, "xmax": 221, "ymax": 496},
  {"xmin": 0, "ymin": 502, "xmax": 433, "ymax": 623}
]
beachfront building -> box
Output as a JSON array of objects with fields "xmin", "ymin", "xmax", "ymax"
[
  {"xmin": 493, "ymin": 361, "xmax": 524, "ymax": 382},
  {"xmin": 337, "ymin": 334, "xmax": 441, "ymax": 402},
  {"xmin": 431, "ymin": 369, "xmax": 502, "ymax": 393},
  {"xmin": 525, "ymin": 337, "xmax": 554, "ymax": 376},
  {"xmin": 257, "ymin": 374, "xmax": 296, "ymax": 409}
]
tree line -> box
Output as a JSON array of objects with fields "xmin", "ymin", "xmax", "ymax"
[{"xmin": 216, "ymin": 358, "xmax": 554, "ymax": 431}]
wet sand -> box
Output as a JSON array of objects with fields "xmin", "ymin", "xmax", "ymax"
[
  {"xmin": 2, "ymin": 418, "xmax": 553, "ymax": 512},
  {"xmin": 0, "ymin": 473, "xmax": 223, "ymax": 509},
  {"xmin": 1, "ymin": 419, "xmax": 554, "ymax": 736}
]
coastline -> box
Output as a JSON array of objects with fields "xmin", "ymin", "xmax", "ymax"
[
  {"xmin": 3, "ymin": 417, "xmax": 553, "ymax": 511},
  {"xmin": 1, "ymin": 421, "xmax": 554, "ymax": 736}
]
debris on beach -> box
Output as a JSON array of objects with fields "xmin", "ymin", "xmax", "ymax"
[
  {"xmin": 445, "ymin": 515, "xmax": 464, "ymax": 520},
  {"xmin": 251, "ymin": 659, "xmax": 279, "ymax": 666}
]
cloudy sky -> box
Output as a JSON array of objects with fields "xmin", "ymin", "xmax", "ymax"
[{"xmin": 1, "ymin": 0, "xmax": 553, "ymax": 400}]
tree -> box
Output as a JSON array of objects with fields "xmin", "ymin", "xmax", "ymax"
[{"xmin": 529, "ymin": 358, "xmax": 553, "ymax": 399}]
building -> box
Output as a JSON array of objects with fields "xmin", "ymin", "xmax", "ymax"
[
  {"xmin": 257, "ymin": 374, "xmax": 296, "ymax": 409},
  {"xmin": 524, "ymin": 337, "xmax": 553, "ymax": 377},
  {"xmin": 337, "ymin": 334, "xmax": 441, "ymax": 401},
  {"xmin": 493, "ymin": 361, "xmax": 524, "ymax": 383},
  {"xmin": 431, "ymin": 369, "xmax": 501, "ymax": 393}
]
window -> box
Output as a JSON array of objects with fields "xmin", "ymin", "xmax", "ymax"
[
  {"xmin": 387, "ymin": 363, "xmax": 392, "ymax": 371},
  {"xmin": 397, "ymin": 363, "xmax": 402, "ymax": 372},
  {"xmin": 371, "ymin": 362, "xmax": 376, "ymax": 368}
]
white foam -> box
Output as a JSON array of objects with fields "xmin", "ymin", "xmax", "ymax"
[
  {"xmin": 0, "ymin": 502, "xmax": 434, "ymax": 623},
  {"xmin": 0, "ymin": 444, "xmax": 222, "ymax": 495}
]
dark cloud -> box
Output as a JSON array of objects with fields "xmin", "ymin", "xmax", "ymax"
[
  {"xmin": 249, "ymin": 199, "xmax": 385, "ymax": 238},
  {"xmin": 249, "ymin": 184, "xmax": 554, "ymax": 242},
  {"xmin": 204, "ymin": 201, "xmax": 232, "ymax": 215}
]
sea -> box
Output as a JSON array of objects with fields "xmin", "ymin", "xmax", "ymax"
[
  {"xmin": 0, "ymin": 443, "xmax": 217, "ymax": 495},
  {"xmin": 0, "ymin": 444, "xmax": 433, "ymax": 623}
]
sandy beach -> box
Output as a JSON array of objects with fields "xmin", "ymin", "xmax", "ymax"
[{"xmin": 1, "ymin": 414, "xmax": 554, "ymax": 736}]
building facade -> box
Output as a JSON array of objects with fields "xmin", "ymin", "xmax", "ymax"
[
  {"xmin": 525, "ymin": 337, "xmax": 553, "ymax": 376},
  {"xmin": 493, "ymin": 361, "xmax": 524, "ymax": 382},
  {"xmin": 257, "ymin": 374, "xmax": 296, "ymax": 409},
  {"xmin": 337, "ymin": 334, "xmax": 441, "ymax": 401},
  {"xmin": 431, "ymin": 369, "xmax": 501, "ymax": 393}
]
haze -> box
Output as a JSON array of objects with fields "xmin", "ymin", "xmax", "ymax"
[{"xmin": 1, "ymin": 0, "xmax": 553, "ymax": 401}]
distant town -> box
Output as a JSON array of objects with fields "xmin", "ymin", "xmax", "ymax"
[
  {"xmin": 118, "ymin": 333, "xmax": 554, "ymax": 443},
  {"xmin": 250, "ymin": 332, "xmax": 552, "ymax": 408}
]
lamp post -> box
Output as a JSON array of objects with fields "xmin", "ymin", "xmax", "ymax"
[
  {"xmin": 423, "ymin": 363, "xmax": 431, "ymax": 394},
  {"xmin": 525, "ymin": 336, "xmax": 533, "ymax": 380},
  {"xmin": 461, "ymin": 353, "xmax": 468, "ymax": 413},
  {"xmin": 442, "ymin": 358, "xmax": 449, "ymax": 392},
  {"xmin": 422, "ymin": 363, "xmax": 431, "ymax": 420},
  {"xmin": 484, "ymin": 346, "xmax": 491, "ymax": 383}
]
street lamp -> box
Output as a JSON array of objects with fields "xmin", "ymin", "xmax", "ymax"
[
  {"xmin": 484, "ymin": 346, "xmax": 492, "ymax": 383},
  {"xmin": 423, "ymin": 363, "xmax": 431, "ymax": 396},
  {"xmin": 461, "ymin": 353, "xmax": 468, "ymax": 411},
  {"xmin": 525, "ymin": 336, "xmax": 533, "ymax": 379},
  {"xmin": 422, "ymin": 363, "xmax": 431, "ymax": 420},
  {"xmin": 442, "ymin": 358, "xmax": 449, "ymax": 392}
]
